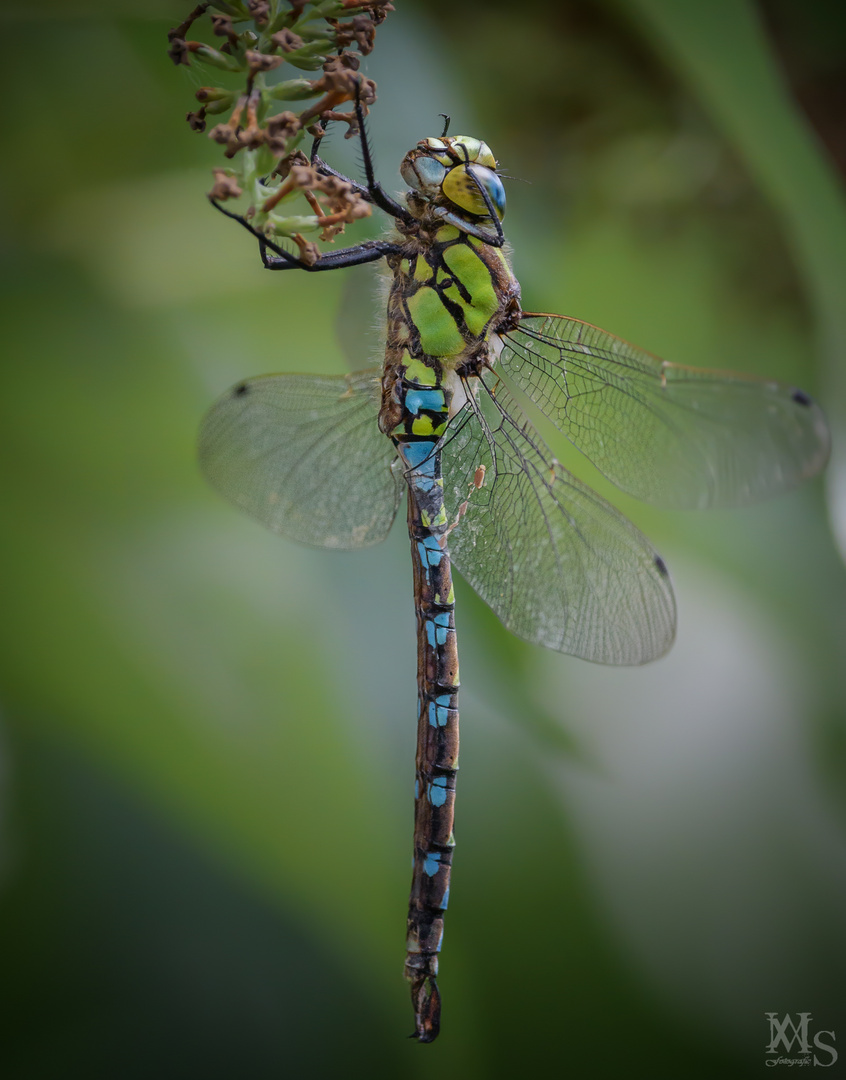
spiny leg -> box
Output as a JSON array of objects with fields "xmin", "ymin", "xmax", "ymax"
[
  {"xmin": 350, "ymin": 81, "xmax": 415, "ymax": 225},
  {"xmin": 309, "ymin": 128, "xmax": 372, "ymax": 202},
  {"xmin": 306, "ymin": 79, "xmax": 413, "ymax": 224},
  {"xmin": 210, "ymin": 198, "xmax": 401, "ymax": 271}
]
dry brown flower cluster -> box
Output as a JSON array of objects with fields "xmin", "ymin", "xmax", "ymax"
[{"xmin": 168, "ymin": 0, "xmax": 393, "ymax": 246}]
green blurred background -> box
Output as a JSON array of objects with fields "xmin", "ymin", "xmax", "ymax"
[{"xmin": 2, "ymin": 1, "xmax": 846, "ymax": 1076}]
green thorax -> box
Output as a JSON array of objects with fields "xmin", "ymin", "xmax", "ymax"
[
  {"xmin": 378, "ymin": 214, "xmax": 521, "ymax": 439},
  {"xmin": 387, "ymin": 224, "xmax": 519, "ymax": 365}
]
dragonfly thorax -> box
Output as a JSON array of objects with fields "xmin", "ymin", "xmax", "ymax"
[{"xmin": 400, "ymin": 136, "xmax": 506, "ymax": 226}]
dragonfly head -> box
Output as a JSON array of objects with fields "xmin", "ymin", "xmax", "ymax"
[{"xmin": 400, "ymin": 136, "xmax": 506, "ymax": 223}]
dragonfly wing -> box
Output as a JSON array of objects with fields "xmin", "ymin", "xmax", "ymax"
[
  {"xmin": 442, "ymin": 376, "xmax": 676, "ymax": 665},
  {"xmin": 199, "ymin": 369, "xmax": 401, "ymax": 549},
  {"xmin": 500, "ymin": 314, "xmax": 830, "ymax": 509}
]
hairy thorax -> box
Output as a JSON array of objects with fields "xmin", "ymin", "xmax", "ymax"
[{"xmin": 378, "ymin": 213, "xmax": 521, "ymax": 434}]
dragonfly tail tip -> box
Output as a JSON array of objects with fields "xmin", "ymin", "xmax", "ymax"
[{"xmin": 409, "ymin": 973, "xmax": 441, "ymax": 1043}]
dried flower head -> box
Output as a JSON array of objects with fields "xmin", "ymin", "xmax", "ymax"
[{"xmin": 169, "ymin": 0, "xmax": 391, "ymax": 251}]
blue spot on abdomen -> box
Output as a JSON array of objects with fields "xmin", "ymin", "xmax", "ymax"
[
  {"xmin": 423, "ymin": 852, "xmax": 442, "ymax": 877},
  {"xmin": 405, "ymin": 388, "xmax": 446, "ymax": 415},
  {"xmin": 402, "ymin": 441, "xmax": 436, "ymax": 468},
  {"xmin": 428, "ymin": 776, "xmax": 449, "ymax": 806},
  {"xmin": 428, "ymin": 700, "xmax": 450, "ymax": 727}
]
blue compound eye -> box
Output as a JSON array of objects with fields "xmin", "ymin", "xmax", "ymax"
[
  {"xmin": 475, "ymin": 166, "xmax": 506, "ymax": 220},
  {"xmin": 400, "ymin": 152, "xmax": 448, "ymax": 196},
  {"xmin": 415, "ymin": 156, "xmax": 448, "ymax": 189},
  {"xmin": 442, "ymin": 163, "xmax": 506, "ymax": 220}
]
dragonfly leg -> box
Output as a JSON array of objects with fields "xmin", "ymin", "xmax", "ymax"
[
  {"xmin": 309, "ymin": 129, "xmax": 373, "ymax": 202},
  {"xmin": 209, "ymin": 198, "xmax": 402, "ymax": 271},
  {"xmin": 351, "ymin": 81, "xmax": 415, "ymax": 225},
  {"xmin": 306, "ymin": 82, "xmax": 414, "ymax": 224},
  {"xmin": 258, "ymin": 236, "xmax": 402, "ymax": 271}
]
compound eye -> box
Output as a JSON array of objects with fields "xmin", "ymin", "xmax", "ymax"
[
  {"xmin": 415, "ymin": 156, "xmax": 448, "ymax": 190},
  {"xmin": 442, "ymin": 163, "xmax": 506, "ymax": 220},
  {"xmin": 400, "ymin": 153, "xmax": 447, "ymax": 194}
]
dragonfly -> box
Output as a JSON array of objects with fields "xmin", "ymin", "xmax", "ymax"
[{"xmin": 199, "ymin": 104, "xmax": 830, "ymax": 1043}]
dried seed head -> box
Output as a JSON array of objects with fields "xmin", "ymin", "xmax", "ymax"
[
  {"xmin": 294, "ymin": 236, "xmax": 321, "ymax": 266},
  {"xmin": 210, "ymin": 14, "xmax": 235, "ymax": 40},
  {"xmin": 270, "ymin": 29, "xmax": 304, "ymax": 53},
  {"xmin": 247, "ymin": 0, "xmax": 270, "ymax": 26},
  {"xmin": 321, "ymin": 54, "xmax": 363, "ymax": 95},
  {"xmin": 186, "ymin": 108, "xmax": 207, "ymax": 132},
  {"xmin": 331, "ymin": 14, "xmax": 377, "ymax": 55},
  {"xmin": 289, "ymin": 163, "xmax": 320, "ymax": 190},
  {"xmin": 207, "ymin": 122, "xmax": 237, "ymax": 150},
  {"xmin": 168, "ymin": 36, "xmax": 189, "ymax": 66},
  {"xmin": 276, "ymin": 149, "xmax": 310, "ymax": 180},
  {"xmin": 208, "ymin": 169, "xmax": 243, "ymax": 201},
  {"xmin": 265, "ymin": 110, "xmax": 301, "ymax": 154}
]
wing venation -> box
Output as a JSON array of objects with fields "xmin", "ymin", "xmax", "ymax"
[
  {"xmin": 199, "ymin": 369, "xmax": 401, "ymax": 549},
  {"xmin": 499, "ymin": 314, "xmax": 830, "ymax": 508},
  {"xmin": 442, "ymin": 376, "xmax": 676, "ymax": 665}
]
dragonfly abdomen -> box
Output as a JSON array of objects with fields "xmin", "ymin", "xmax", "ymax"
[{"xmin": 390, "ymin": 373, "xmax": 459, "ymax": 1043}]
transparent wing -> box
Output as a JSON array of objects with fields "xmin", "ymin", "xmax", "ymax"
[
  {"xmin": 199, "ymin": 369, "xmax": 401, "ymax": 549},
  {"xmin": 442, "ymin": 375, "xmax": 676, "ymax": 665},
  {"xmin": 500, "ymin": 314, "xmax": 830, "ymax": 509}
]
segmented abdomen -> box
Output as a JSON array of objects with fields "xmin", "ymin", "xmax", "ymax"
[{"xmin": 390, "ymin": 372, "xmax": 458, "ymax": 1043}]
